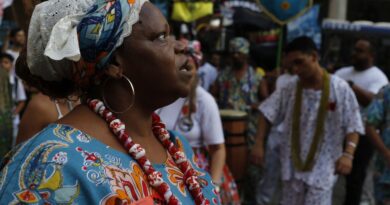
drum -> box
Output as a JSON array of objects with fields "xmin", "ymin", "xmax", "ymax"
[{"xmin": 220, "ymin": 109, "xmax": 248, "ymax": 182}]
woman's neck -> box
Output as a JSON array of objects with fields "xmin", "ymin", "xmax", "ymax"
[{"xmin": 117, "ymin": 105, "xmax": 155, "ymax": 140}]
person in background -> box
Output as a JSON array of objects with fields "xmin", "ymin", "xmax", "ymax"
[
  {"xmin": 256, "ymin": 57, "xmax": 297, "ymax": 205},
  {"xmin": 251, "ymin": 36, "xmax": 363, "ymax": 205},
  {"xmin": 365, "ymin": 85, "xmax": 390, "ymax": 205},
  {"xmin": 158, "ymin": 40, "xmax": 240, "ymax": 204},
  {"xmin": 14, "ymin": 50, "xmax": 78, "ymax": 144},
  {"xmin": 3, "ymin": 28, "xmax": 26, "ymax": 65},
  {"xmin": 0, "ymin": 53, "xmax": 26, "ymax": 145},
  {"xmin": 212, "ymin": 37, "xmax": 265, "ymax": 147},
  {"xmin": 365, "ymin": 84, "xmax": 390, "ymax": 205},
  {"xmin": 198, "ymin": 51, "xmax": 220, "ymax": 92},
  {"xmin": 0, "ymin": 64, "xmax": 13, "ymax": 159},
  {"xmin": 1, "ymin": 28, "xmax": 28, "ymax": 144},
  {"xmin": 335, "ymin": 38, "xmax": 389, "ymax": 205},
  {"xmin": 211, "ymin": 37, "xmax": 265, "ymax": 204}
]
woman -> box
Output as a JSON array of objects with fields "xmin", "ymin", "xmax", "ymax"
[
  {"xmin": 0, "ymin": 0, "xmax": 219, "ymax": 204},
  {"xmin": 15, "ymin": 50, "xmax": 78, "ymax": 144},
  {"xmin": 365, "ymin": 85, "xmax": 390, "ymax": 205},
  {"xmin": 158, "ymin": 40, "xmax": 240, "ymax": 204}
]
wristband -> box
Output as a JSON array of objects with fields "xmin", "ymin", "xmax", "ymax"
[{"xmin": 343, "ymin": 152, "xmax": 354, "ymax": 160}]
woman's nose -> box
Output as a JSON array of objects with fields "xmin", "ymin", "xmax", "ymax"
[{"xmin": 174, "ymin": 39, "xmax": 186, "ymax": 54}]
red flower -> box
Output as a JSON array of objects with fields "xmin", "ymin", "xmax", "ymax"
[{"xmin": 328, "ymin": 102, "xmax": 336, "ymax": 111}]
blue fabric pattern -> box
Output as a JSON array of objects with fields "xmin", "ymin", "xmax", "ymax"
[
  {"xmin": 365, "ymin": 84, "xmax": 390, "ymax": 203},
  {"xmin": 0, "ymin": 124, "xmax": 220, "ymax": 204},
  {"xmin": 75, "ymin": 0, "xmax": 136, "ymax": 87}
]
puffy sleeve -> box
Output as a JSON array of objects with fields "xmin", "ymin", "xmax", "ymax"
[
  {"xmin": 365, "ymin": 85, "xmax": 389, "ymax": 127},
  {"xmin": 258, "ymin": 80, "xmax": 293, "ymax": 126}
]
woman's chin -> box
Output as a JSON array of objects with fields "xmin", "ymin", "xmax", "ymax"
[{"xmin": 153, "ymin": 87, "xmax": 189, "ymax": 109}]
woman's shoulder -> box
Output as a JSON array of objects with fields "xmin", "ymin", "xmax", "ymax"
[{"xmin": 0, "ymin": 124, "xmax": 150, "ymax": 204}]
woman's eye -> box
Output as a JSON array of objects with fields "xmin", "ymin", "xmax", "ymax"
[{"xmin": 157, "ymin": 33, "xmax": 167, "ymax": 41}]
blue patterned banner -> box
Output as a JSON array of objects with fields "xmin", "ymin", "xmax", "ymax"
[
  {"xmin": 287, "ymin": 5, "xmax": 321, "ymax": 48},
  {"xmin": 257, "ymin": 0, "xmax": 313, "ymax": 25}
]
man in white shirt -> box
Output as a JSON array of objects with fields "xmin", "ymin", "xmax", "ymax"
[
  {"xmin": 335, "ymin": 39, "xmax": 389, "ymax": 205},
  {"xmin": 198, "ymin": 62, "xmax": 218, "ymax": 91},
  {"xmin": 251, "ymin": 36, "xmax": 364, "ymax": 205}
]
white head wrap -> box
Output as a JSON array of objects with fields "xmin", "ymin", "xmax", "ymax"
[{"xmin": 27, "ymin": 0, "xmax": 148, "ymax": 82}]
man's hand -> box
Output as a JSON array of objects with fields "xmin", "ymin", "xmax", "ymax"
[
  {"xmin": 335, "ymin": 155, "xmax": 353, "ymax": 175},
  {"xmin": 249, "ymin": 145, "xmax": 264, "ymax": 167}
]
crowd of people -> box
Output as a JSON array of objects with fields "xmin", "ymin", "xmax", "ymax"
[{"xmin": 0, "ymin": 0, "xmax": 390, "ymax": 205}]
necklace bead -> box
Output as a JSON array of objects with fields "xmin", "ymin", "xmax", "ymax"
[{"xmin": 87, "ymin": 99, "xmax": 210, "ymax": 205}]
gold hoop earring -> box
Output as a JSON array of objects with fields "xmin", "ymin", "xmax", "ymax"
[{"xmin": 102, "ymin": 75, "xmax": 135, "ymax": 114}]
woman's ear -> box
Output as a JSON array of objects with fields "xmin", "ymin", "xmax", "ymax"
[{"xmin": 105, "ymin": 54, "xmax": 123, "ymax": 79}]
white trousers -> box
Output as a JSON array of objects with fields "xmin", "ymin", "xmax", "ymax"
[{"xmin": 281, "ymin": 179, "xmax": 333, "ymax": 205}]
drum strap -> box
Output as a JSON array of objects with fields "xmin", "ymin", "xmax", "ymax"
[{"xmin": 291, "ymin": 70, "xmax": 330, "ymax": 172}]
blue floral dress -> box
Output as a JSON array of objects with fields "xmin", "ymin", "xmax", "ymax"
[
  {"xmin": 365, "ymin": 84, "xmax": 390, "ymax": 203},
  {"xmin": 0, "ymin": 124, "xmax": 220, "ymax": 204}
]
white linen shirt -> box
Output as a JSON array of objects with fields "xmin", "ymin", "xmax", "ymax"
[
  {"xmin": 335, "ymin": 66, "xmax": 388, "ymax": 94},
  {"xmin": 259, "ymin": 75, "xmax": 364, "ymax": 189}
]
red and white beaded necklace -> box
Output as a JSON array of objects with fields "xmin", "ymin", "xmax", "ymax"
[{"xmin": 87, "ymin": 99, "xmax": 210, "ymax": 205}]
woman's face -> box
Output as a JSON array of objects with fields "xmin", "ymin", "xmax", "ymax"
[{"xmin": 116, "ymin": 2, "xmax": 192, "ymax": 108}]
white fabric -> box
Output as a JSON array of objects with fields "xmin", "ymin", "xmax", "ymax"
[
  {"xmin": 335, "ymin": 66, "xmax": 388, "ymax": 94},
  {"xmin": 3, "ymin": 0, "xmax": 13, "ymax": 9},
  {"xmin": 6, "ymin": 49, "xmax": 19, "ymax": 64},
  {"xmin": 6, "ymin": 49, "xmax": 19, "ymax": 77},
  {"xmin": 27, "ymin": 0, "xmax": 94, "ymax": 81},
  {"xmin": 256, "ymin": 73, "xmax": 297, "ymax": 204},
  {"xmin": 274, "ymin": 73, "xmax": 297, "ymax": 133},
  {"xmin": 157, "ymin": 86, "xmax": 225, "ymax": 148},
  {"xmin": 9, "ymin": 74, "xmax": 26, "ymax": 141},
  {"xmin": 276, "ymin": 73, "xmax": 297, "ymax": 90},
  {"xmin": 9, "ymin": 75, "xmax": 26, "ymax": 102},
  {"xmin": 27, "ymin": 0, "xmax": 147, "ymax": 81},
  {"xmin": 259, "ymin": 75, "xmax": 364, "ymax": 190},
  {"xmin": 281, "ymin": 179, "xmax": 334, "ymax": 205},
  {"xmin": 7, "ymin": 50, "xmax": 25, "ymax": 141},
  {"xmin": 198, "ymin": 62, "xmax": 218, "ymax": 91},
  {"xmin": 45, "ymin": 15, "xmax": 85, "ymax": 62},
  {"xmin": 55, "ymin": 101, "xmax": 64, "ymax": 119}
]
